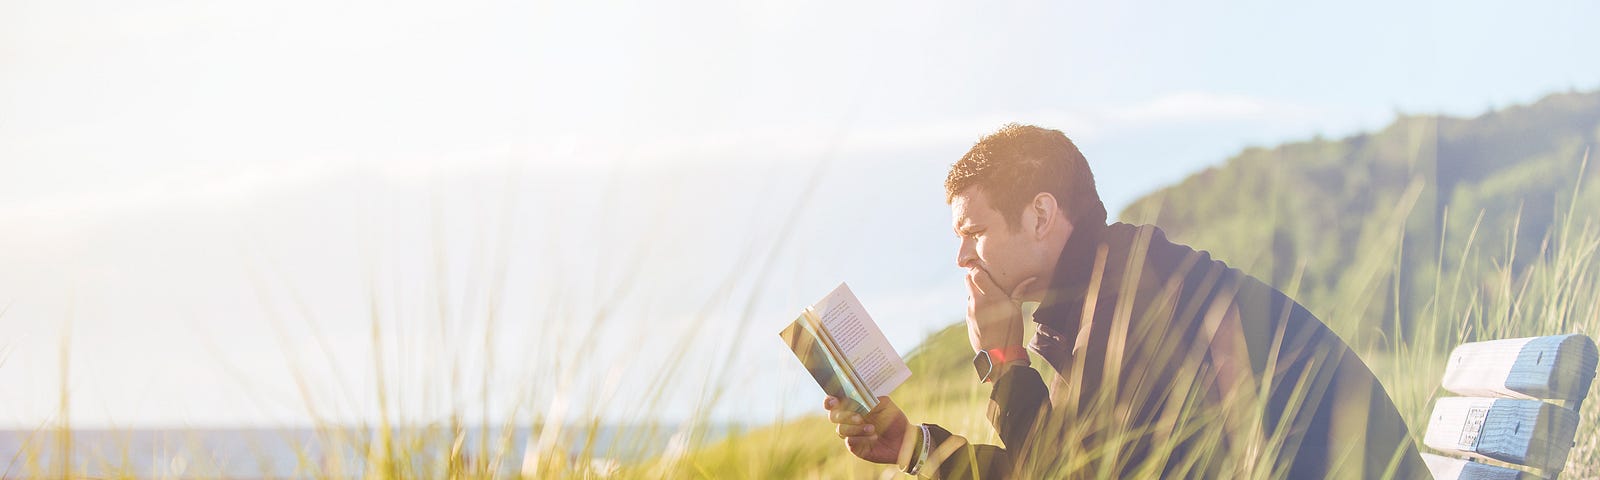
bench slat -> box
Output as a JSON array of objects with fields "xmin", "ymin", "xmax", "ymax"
[
  {"xmin": 1424, "ymin": 397, "xmax": 1580, "ymax": 473},
  {"xmin": 1440, "ymin": 334, "xmax": 1599, "ymax": 406},
  {"xmin": 1421, "ymin": 452, "xmax": 1534, "ymax": 480}
]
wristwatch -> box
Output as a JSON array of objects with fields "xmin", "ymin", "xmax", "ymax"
[{"xmin": 973, "ymin": 345, "xmax": 1028, "ymax": 383}]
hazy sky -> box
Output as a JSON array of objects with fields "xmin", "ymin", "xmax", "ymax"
[{"xmin": 2, "ymin": 0, "xmax": 1597, "ymax": 428}]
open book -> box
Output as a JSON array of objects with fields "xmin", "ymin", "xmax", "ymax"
[{"xmin": 778, "ymin": 283, "xmax": 911, "ymax": 414}]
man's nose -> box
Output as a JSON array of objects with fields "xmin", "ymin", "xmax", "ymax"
[{"xmin": 956, "ymin": 245, "xmax": 975, "ymax": 269}]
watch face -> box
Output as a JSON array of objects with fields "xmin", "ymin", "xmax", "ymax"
[{"xmin": 972, "ymin": 350, "xmax": 994, "ymax": 381}]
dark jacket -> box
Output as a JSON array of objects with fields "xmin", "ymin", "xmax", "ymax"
[{"xmin": 921, "ymin": 222, "xmax": 1428, "ymax": 479}]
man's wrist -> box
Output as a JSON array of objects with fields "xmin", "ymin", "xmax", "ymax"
[
  {"xmin": 973, "ymin": 345, "xmax": 1029, "ymax": 383},
  {"xmin": 977, "ymin": 341, "xmax": 1022, "ymax": 353},
  {"xmin": 903, "ymin": 424, "xmax": 931, "ymax": 476}
]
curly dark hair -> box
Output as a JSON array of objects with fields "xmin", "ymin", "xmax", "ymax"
[{"xmin": 944, "ymin": 123, "xmax": 1106, "ymax": 230}]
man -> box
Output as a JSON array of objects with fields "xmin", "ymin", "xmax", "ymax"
[{"xmin": 824, "ymin": 124, "xmax": 1427, "ymax": 478}]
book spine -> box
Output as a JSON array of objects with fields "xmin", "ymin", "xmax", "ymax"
[{"xmin": 804, "ymin": 307, "xmax": 878, "ymax": 410}]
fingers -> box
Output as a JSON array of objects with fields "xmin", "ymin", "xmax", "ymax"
[
  {"xmin": 845, "ymin": 435, "xmax": 879, "ymax": 455},
  {"xmin": 964, "ymin": 271, "xmax": 984, "ymax": 299},
  {"xmin": 825, "ymin": 396, "xmax": 858, "ymax": 426},
  {"xmin": 830, "ymin": 407, "xmax": 863, "ymax": 425},
  {"xmin": 970, "ymin": 268, "xmax": 1002, "ymax": 297},
  {"xmin": 835, "ymin": 422, "xmax": 876, "ymax": 438},
  {"xmin": 970, "ymin": 269, "xmax": 1036, "ymax": 302}
]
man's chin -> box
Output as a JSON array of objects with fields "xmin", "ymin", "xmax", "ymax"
[{"xmin": 1007, "ymin": 278, "xmax": 1048, "ymax": 302}]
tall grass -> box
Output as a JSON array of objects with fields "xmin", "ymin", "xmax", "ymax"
[
  {"xmin": 6, "ymin": 155, "xmax": 1596, "ymax": 479},
  {"xmin": 678, "ymin": 157, "xmax": 1599, "ymax": 478},
  {"xmin": 252, "ymin": 159, "xmax": 831, "ymax": 480},
  {"xmin": 1376, "ymin": 152, "xmax": 1600, "ymax": 478}
]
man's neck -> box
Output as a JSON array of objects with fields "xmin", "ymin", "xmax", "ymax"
[
  {"xmin": 1024, "ymin": 221, "xmax": 1075, "ymax": 303},
  {"xmin": 1036, "ymin": 219, "xmax": 1108, "ymax": 312}
]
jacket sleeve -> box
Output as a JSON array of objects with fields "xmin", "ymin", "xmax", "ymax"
[{"xmin": 921, "ymin": 365, "xmax": 1052, "ymax": 479}]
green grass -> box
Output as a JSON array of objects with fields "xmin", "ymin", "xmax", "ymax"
[
  {"xmin": 8, "ymin": 156, "xmax": 1598, "ymax": 479},
  {"xmin": 11, "ymin": 208, "xmax": 1599, "ymax": 479},
  {"xmin": 674, "ymin": 158, "xmax": 1600, "ymax": 478},
  {"xmin": 11, "ymin": 203, "xmax": 1600, "ymax": 479}
]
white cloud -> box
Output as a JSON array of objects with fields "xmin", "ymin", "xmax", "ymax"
[{"xmin": 0, "ymin": 91, "xmax": 1332, "ymax": 244}]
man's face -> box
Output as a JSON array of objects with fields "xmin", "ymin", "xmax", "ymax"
[{"xmin": 950, "ymin": 188, "xmax": 1042, "ymax": 296}]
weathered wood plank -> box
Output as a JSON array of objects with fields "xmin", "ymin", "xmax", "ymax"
[
  {"xmin": 1421, "ymin": 452, "xmax": 1533, "ymax": 480},
  {"xmin": 1424, "ymin": 397, "xmax": 1580, "ymax": 473},
  {"xmin": 1440, "ymin": 334, "xmax": 1599, "ymax": 406}
]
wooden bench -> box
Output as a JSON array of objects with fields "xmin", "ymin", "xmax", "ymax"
[{"xmin": 1421, "ymin": 334, "xmax": 1599, "ymax": 480}]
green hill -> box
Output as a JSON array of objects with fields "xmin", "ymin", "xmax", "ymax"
[
  {"xmin": 1121, "ymin": 89, "xmax": 1600, "ymax": 348},
  {"xmin": 657, "ymin": 89, "xmax": 1600, "ymax": 478}
]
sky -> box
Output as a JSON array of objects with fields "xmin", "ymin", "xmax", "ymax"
[{"xmin": 1, "ymin": 0, "xmax": 1598, "ymax": 428}]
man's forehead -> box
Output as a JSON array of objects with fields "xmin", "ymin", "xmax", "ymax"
[{"xmin": 950, "ymin": 190, "xmax": 994, "ymax": 227}]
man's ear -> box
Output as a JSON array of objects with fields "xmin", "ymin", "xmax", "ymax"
[{"xmin": 1031, "ymin": 192, "xmax": 1058, "ymax": 239}]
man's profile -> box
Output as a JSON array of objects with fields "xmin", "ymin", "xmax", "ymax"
[{"xmin": 824, "ymin": 124, "xmax": 1428, "ymax": 479}]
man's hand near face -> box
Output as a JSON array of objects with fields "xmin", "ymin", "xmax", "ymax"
[
  {"xmin": 966, "ymin": 269, "xmax": 1035, "ymax": 374},
  {"xmin": 823, "ymin": 395, "xmax": 911, "ymax": 466}
]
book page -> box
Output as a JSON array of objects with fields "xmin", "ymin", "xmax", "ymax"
[{"xmin": 810, "ymin": 283, "xmax": 911, "ymax": 398}]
